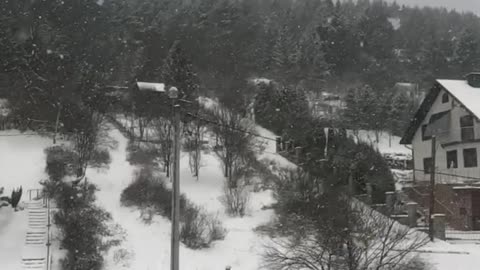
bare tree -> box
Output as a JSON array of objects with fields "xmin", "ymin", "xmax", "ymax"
[
  {"xmin": 72, "ymin": 112, "xmax": 106, "ymax": 179},
  {"xmin": 184, "ymin": 118, "xmax": 205, "ymax": 180},
  {"xmin": 152, "ymin": 117, "xmax": 173, "ymax": 178},
  {"xmin": 209, "ymin": 105, "xmax": 257, "ymax": 187},
  {"xmin": 263, "ymin": 197, "xmax": 429, "ymax": 270}
]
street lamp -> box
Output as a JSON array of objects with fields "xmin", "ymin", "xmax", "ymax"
[{"xmin": 136, "ymin": 81, "xmax": 181, "ymax": 270}]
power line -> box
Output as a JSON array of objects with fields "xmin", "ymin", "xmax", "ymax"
[
  {"xmin": 412, "ymin": 168, "xmax": 480, "ymax": 181},
  {"xmin": 182, "ymin": 110, "xmax": 279, "ymax": 143},
  {"xmin": 0, "ymin": 133, "xmax": 42, "ymax": 137}
]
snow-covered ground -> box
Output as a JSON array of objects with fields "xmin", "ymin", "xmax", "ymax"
[
  {"xmin": 86, "ymin": 125, "xmax": 280, "ymax": 270},
  {"xmin": 3, "ymin": 123, "xmax": 479, "ymax": 270},
  {"xmin": 347, "ymin": 129, "xmax": 411, "ymax": 156},
  {"xmin": 0, "ymin": 130, "xmax": 54, "ymax": 194},
  {"xmin": 0, "ymin": 207, "xmax": 28, "ymax": 270},
  {"xmin": 0, "ymin": 131, "xmax": 55, "ymax": 270}
]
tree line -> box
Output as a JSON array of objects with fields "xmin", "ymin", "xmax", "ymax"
[{"xmin": 2, "ymin": 0, "xmax": 480, "ymax": 128}]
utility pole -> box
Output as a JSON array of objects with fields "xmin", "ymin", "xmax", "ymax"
[
  {"xmin": 429, "ymin": 135, "xmax": 436, "ymax": 241},
  {"xmin": 170, "ymin": 89, "xmax": 181, "ymax": 270},
  {"xmin": 135, "ymin": 82, "xmax": 181, "ymax": 269},
  {"xmin": 53, "ymin": 103, "xmax": 62, "ymax": 144}
]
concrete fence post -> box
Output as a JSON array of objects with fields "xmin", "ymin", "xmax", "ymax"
[
  {"xmin": 433, "ymin": 214, "xmax": 446, "ymax": 240},
  {"xmin": 366, "ymin": 183, "xmax": 373, "ymax": 205},
  {"xmin": 276, "ymin": 137, "xmax": 282, "ymax": 153},
  {"xmin": 348, "ymin": 174, "xmax": 355, "ymax": 196},
  {"xmin": 407, "ymin": 202, "xmax": 418, "ymax": 227},
  {"xmin": 295, "ymin": 147, "xmax": 302, "ymax": 163},
  {"xmin": 285, "ymin": 141, "xmax": 291, "ymax": 152},
  {"xmin": 385, "ymin": 191, "xmax": 396, "ymax": 214}
]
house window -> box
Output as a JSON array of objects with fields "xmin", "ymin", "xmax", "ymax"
[
  {"xmin": 463, "ymin": 148, "xmax": 478, "ymax": 168},
  {"xmin": 422, "ymin": 125, "xmax": 431, "ymax": 141},
  {"xmin": 447, "ymin": 150, "xmax": 458, "ymax": 168},
  {"xmin": 442, "ymin": 93, "xmax": 449, "ymax": 103},
  {"xmin": 423, "ymin": 157, "xmax": 433, "ymax": 174},
  {"xmin": 460, "ymin": 115, "xmax": 475, "ymax": 141}
]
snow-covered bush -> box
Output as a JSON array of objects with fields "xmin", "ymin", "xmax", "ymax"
[
  {"xmin": 221, "ymin": 182, "xmax": 250, "ymax": 217},
  {"xmin": 126, "ymin": 142, "xmax": 158, "ymax": 166},
  {"xmin": 53, "ymin": 182, "xmax": 119, "ymax": 270},
  {"xmin": 113, "ymin": 248, "xmax": 134, "ymax": 267},
  {"xmin": 180, "ymin": 204, "xmax": 226, "ymax": 249},
  {"xmin": 44, "ymin": 146, "xmax": 79, "ymax": 182},
  {"xmin": 121, "ymin": 168, "xmax": 187, "ymax": 218},
  {"xmin": 89, "ymin": 148, "xmax": 112, "ymax": 169}
]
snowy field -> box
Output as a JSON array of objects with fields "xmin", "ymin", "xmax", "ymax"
[{"xmin": 0, "ymin": 130, "xmax": 54, "ymax": 194}]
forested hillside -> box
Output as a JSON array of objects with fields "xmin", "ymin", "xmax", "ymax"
[{"xmin": 2, "ymin": 0, "xmax": 480, "ymax": 126}]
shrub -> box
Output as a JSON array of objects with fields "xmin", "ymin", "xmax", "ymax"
[
  {"xmin": 180, "ymin": 204, "xmax": 226, "ymax": 249},
  {"xmin": 11, "ymin": 186, "xmax": 22, "ymax": 208},
  {"xmin": 122, "ymin": 168, "xmax": 226, "ymax": 249},
  {"xmin": 90, "ymin": 148, "xmax": 112, "ymax": 168},
  {"xmin": 126, "ymin": 142, "xmax": 158, "ymax": 166},
  {"xmin": 121, "ymin": 168, "xmax": 189, "ymax": 218},
  {"xmin": 221, "ymin": 183, "xmax": 250, "ymax": 217},
  {"xmin": 53, "ymin": 182, "xmax": 118, "ymax": 270},
  {"xmin": 44, "ymin": 146, "xmax": 79, "ymax": 181}
]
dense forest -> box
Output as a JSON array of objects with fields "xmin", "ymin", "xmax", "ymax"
[{"xmin": 2, "ymin": 0, "xmax": 480, "ymax": 128}]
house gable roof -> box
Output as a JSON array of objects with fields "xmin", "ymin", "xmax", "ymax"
[
  {"xmin": 400, "ymin": 79, "xmax": 480, "ymax": 144},
  {"xmin": 400, "ymin": 83, "xmax": 441, "ymax": 144}
]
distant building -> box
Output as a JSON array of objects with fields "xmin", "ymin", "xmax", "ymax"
[
  {"xmin": 400, "ymin": 73, "xmax": 480, "ymax": 230},
  {"xmin": 308, "ymin": 92, "xmax": 345, "ymax": 119},
  {"xmin": 394, "ymin": 82, "xmax": 424, "ymax": 105},
  {"xmin": 0, "ymin": 98, "xmax": 11, "ymax": 130}
]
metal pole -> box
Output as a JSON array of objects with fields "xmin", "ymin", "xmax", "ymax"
[
  {"xmin": 171, "ymin": 103, "xmax": 181, "ymax": 270},
  {"xmin": 429, "ymin": 135, "xmax": 436, "ymax": 241},
  {"xmin": 46, "ymin": 194, "xmax": 51, "ymax": 270},
  {"xmin": 53, "ymin": 103, "xmax": 62, "ymax": 144}
]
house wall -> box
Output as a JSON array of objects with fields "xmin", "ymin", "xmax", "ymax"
[{"xmin": 413, "ymin": 88, "xmax": 480, "ymax": 183}]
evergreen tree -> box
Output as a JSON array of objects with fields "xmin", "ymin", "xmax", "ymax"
[
  {"xmin": 456, "ymin": 27, "xmax": 480, "ymax": 73},
  {"xmin": 161, "ymin": 41, "xmax": 200, "ymax": 101}
]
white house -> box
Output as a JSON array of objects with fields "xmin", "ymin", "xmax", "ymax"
[{"xmin": 401, "ymin": 73, "xmax": 480, "ymax": 184}]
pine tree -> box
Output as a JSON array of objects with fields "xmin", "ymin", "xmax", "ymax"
[
  {"xmin": 271, "ymin": 25, "xmax": 295, "ymax": 81},
  {"xmin": 456, "ymin": 27, "xmax": 480, "ymax": 73},
  {"xmin": 343, "ymin": 88, "xmax": 361, "ymax": 133},
  {"xmin": 161, "ymin": 41, "xmax": 200, "ymax": 101}
]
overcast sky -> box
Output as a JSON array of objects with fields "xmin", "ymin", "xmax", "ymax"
[{"xmin": 386, "ymin": 0, "xmax": 480, "ymax": 15}]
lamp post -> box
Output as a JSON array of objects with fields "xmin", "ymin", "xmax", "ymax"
[
  {"xmin": 136, "ymin": 82, "xmax": 181, "ymax": 270},
  {"xmin": 168, "ymin": 87, "xmax": 180, "ymax": 270}
]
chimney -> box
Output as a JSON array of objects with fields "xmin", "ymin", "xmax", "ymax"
[{"xmin": 466, "ymin": 72, "xmax": 480, "ymax": 87}]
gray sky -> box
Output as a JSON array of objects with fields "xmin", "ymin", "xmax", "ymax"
[{"xmin": 386, "ymin": 0, "xmax": 480, "ymax": 15}]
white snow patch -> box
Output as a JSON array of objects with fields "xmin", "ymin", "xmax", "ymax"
[{"xmin": 347, "ymin": 130, "xmax": 412, "ymax": 155}]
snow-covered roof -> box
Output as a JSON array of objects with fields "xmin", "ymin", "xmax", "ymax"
[
  {"xmin": 401, "ymin": 79, "xmax": 480, "ymax": 144},
  {"xmin": 452, "ymin": 186, "xmax": 480, "ymax": 190},
  {"xmin": 437, "ymin": 79, "xmax": 480, "ymax": 119}
]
